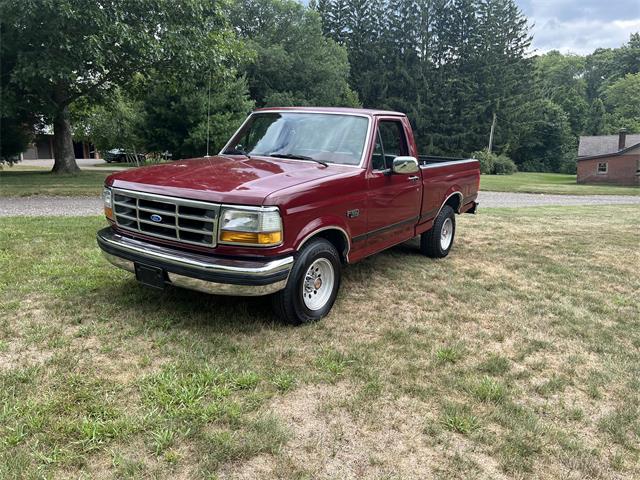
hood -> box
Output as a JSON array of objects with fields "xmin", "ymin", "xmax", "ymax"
[{"xmin": 107, "ymin": 155, "xmax": 352, "ymax": 205}]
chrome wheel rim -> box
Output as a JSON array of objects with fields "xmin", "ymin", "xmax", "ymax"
[
  {"xmin": 440, "ymin": 217, "xmax": 453, "ymax": 250},
  {"xmin": 302, "ymin": 258, "xmax": 335, "ymax": 311}
]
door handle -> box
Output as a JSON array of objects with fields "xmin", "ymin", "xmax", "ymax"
[{"xmin": 408, "ymin": 176, "xmax": 419, "ymax": 181}]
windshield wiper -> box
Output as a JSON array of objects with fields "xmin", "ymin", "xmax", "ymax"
[
  {"xmin": 224, "ymin": 148, "xmax": 251, "ymax": 159},
  {"xmin": 268, "ymin": 153, "xmax": 328, "ymax": 167}
]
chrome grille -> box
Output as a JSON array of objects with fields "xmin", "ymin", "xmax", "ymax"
[{"xmin": 112, "ymin": 188, "xmax": 220, "ymax": 247}]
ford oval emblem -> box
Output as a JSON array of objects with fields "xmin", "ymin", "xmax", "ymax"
[{"xmin": 150, "ymin": 214, "xmax": 162, "ymax": 223}]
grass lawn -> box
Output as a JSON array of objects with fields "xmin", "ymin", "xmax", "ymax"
[
  {"xmin": 0, "ymin": 170, "xmax": 111, "ymax": 197},
  {"xmin": 3, "ymin": 168, "xmax": 639, "ymax": 199},
  {"xmin": 480, "ymin": 172, "xmax": 640, "ymax": 196},
  {"xmin": 1, "ymin": 206, "xmax": 639, "ymax": 478}
]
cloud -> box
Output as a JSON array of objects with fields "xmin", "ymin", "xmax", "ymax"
[{"xmin": 517, "ymin": 0, "xmax": 640, "ymax": 54}]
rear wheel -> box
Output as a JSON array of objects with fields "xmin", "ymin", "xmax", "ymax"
[
  {"xmin": 420, "ymin": 205, "xmax": 456, "ymax": 258},
  {"xmin": 271, "ymin": 238, "xmax": 341, "ymax": 325}
]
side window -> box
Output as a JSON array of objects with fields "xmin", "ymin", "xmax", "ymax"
[
  {"xmin": 597, "ymin": 162, "xmax": 608, "ymax": 174},
  {"xmin": 373, "ymin": 121, "xmax": 408, "ymax": 170}
]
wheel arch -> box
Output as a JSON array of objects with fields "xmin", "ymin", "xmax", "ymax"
[
  {"xmin": 296, "ymin": 226, "xmax": 351, "ymax": 264},
  {"xmin": 439, "ymin": 191, "xmax": 464, "ymax": 215}
]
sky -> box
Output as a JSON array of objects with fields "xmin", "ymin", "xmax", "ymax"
[{"xmin": 517, "ymin": 0, "xmax": 640, "ymax": 55}]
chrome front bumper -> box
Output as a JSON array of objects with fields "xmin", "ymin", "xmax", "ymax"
[{"xmin": 96, "ymin": 227, "xmax": 293, "ymax": 296}]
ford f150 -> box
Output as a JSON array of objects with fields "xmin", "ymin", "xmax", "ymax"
[{"xmin": 97, "ymin": 107, "xmax": 480, "ymax": 324}]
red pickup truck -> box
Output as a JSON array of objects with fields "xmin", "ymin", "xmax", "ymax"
[{"xmin": 98, "ymin": 107, "xmax": 480, "ymax": 324}]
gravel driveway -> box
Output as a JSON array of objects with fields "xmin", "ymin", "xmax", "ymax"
[
  {"xmin": 478, "ymin": 191, "xmax": 640, "ymax": 208},
  {"xmin": 0, "ymin": 191, "xmax": 638, "ymax": 217},
  {"xmin": 0, "ymin": 196, "xmax": 103, "ymax": 217}
]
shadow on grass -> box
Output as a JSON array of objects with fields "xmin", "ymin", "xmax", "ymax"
[
  {"xmin": 92, "ymin": 279, "xmax": 281, "ymax": 334},
  {"xmin": 81, "ymin": 238, "xmax": 426, "ymax": 337}
]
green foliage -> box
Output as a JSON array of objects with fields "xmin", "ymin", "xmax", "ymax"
[
  {"xmin": 471, "ymin": 376, "xmax": 507, "ymax": 403},
  {"xmin": 441, "ymin": 403, "xmax": 480, "ymax": 434},
  {"xmin": 602, "ymin": 73, "xmax": 640, "ymax": 134},
  {"xmin": 316, "ymin": 0, "xmax": 533, "ymax": 157},
  {"xmin": 138, "ymin": 75, "xmax": 253, "ymax": 159},
  {"xmin": 585, "ymin": 99, "xmax": 606, "ymax": 135},
  {"xmin": 0, "ymin": 118, "xmax": 33, "ymax": 164},
  {"xmin": 435, "ymin": 345, "xmax": 464, "ymax": 364},
  {"xmin": 0, "ymin": 0, "xmax": 229, "ymax": 171},
  {"xmin": 472, "ymin": 150, "xmax": 516, "ymax": 175},
  {"xmin": 2, "ymin": 0, "xmax": 220, "ymax": 114},
  {"xmin": 2, "ymin": 0, "xmax": 638, "ymax": 176},
  {"xmin": 472, "ymin": 151, "xmax": 496, "ymax": 174},
  {"xmin": 229, "ymin": 0, "xmax": 359, "ymax": 108},
  {"xmin": 72, "ymin": 90, "xmax": 144, "ymax": 153},
  {"xmin": 511, "ymin": 99, "xmax": 574, "ymax": 172},
  {"xmin": 535, "ymin": 51, "xmax": 589, "ymax": 136},
  {"xmin": 0, "ymin": 37, "xmax": 37, "ymax": 164},
  {"xmin": 493, "ymin": 155, "xmax": 518, "ymax": 175}
]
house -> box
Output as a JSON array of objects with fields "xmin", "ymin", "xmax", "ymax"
[
  {"xmin": 577, "ymin": 130, "xmax": 640, "ymax": 186},
  {"xmin": 21, "ymin": 128, "xmax": 98, "ymax": 160}
]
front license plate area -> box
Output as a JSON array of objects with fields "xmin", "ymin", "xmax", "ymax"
[{"xmin": 134, "ymin": 263, "xmax": 166, "ymax": 290}]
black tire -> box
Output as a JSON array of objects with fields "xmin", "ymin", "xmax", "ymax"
[
  {"xmin": 271, "ymin": 238, "xmax": 341, "ymax": 325},
  {"xmin": 420, "ymin": 205, "xmax": 456, "ymax": 258}
]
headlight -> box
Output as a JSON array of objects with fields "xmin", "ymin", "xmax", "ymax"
[
  {"xmin": 219, "ymin": 207, "xmax": 283, "ymax": 246},
  {"xmin": 103, "ymin": 187, "xmax": 113, "ymax": 219}
]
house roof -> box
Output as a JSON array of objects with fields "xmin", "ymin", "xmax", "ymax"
[{"xmin": 578, "ymin": 134, "xmax": 640, "ymax": 157}]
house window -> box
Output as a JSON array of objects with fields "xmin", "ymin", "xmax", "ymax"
[{"xmin": 597, "ymin": 162, "xmax": 608, "ymax": 174}]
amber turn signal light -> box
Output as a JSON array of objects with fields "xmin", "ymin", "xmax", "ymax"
[
  {"xmin": 220, "ymin": 231, "xmax": 282, "ymax": 245},
  {"xmin": 104, "ymin": 207, "xmax": 114, "ymax": 220}
]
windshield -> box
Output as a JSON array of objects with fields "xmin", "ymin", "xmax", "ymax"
[{"xmin": 224, "ymin": 112, "xmax": 369, "ymax": 166}]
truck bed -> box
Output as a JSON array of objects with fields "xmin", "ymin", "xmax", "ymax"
[{"xmin": 418, "ymin": 155, "xmax": 471, "ymax": 166}]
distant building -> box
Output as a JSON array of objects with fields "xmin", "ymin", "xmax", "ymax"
[
  {"xmin": 577, "ymin": 130, "xmax": 640, "ymax": 186},
  {"xmin": 22, "ymin": 128, "xmax": 98, "ymax": 160}
]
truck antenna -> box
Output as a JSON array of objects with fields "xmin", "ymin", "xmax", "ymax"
[{"xmin": 205, "ymin": 71, "xmax": 212, "ymax": 157}]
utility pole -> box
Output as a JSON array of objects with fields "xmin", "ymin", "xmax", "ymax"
[{"xmin": 488, "ymin": 111, "xmax": 496, "ymax": 153}]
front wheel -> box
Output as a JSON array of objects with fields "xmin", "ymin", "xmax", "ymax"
[
  {"xmin": 420, "ymin": 205, "xmax": 456, "ymax": 258},
  {"xmin": 271, "ymin": 238, "xmax": 341, "ymax": 325}
]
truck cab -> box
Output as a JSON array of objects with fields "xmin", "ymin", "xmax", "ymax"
[{"xmin": 98, "ymin": 107, "xmax": 480, "ymax": 324}]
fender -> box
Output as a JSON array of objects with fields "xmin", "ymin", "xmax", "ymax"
[
  {"xmin": 416, "ymin": 189, "xmax": 463, "ymax": 236},
  {"xmin": 439, "ymin": 188, "xmax": 464, "ymax": 214},
  {"xmin": 293, "ymin": 215, "xmax": 352, "ymax": 260}
]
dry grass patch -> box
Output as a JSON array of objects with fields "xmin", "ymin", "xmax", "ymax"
[{"xmin": 0, "ymin": 205, "xmax": 639, "ymax": 478}]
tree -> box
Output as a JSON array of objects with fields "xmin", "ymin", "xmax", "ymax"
[
  {"xmin": 0, "ymin": 117, "xmax": 33, "ymax": 164},
  {"xmin": 71, "ymin": 90, "xmax": 144, "ymax": 155},
  {"xmin": 0, "ymin": 0, "xmax": 226, "ymax": 173},
  {"xmin": 313, "ymin": 0, "xmax": 533, "ymax": 157},
  {"xmin": 138, "ymin": 74, "xmax": 253, "ymax": 159},
  {"xmin": 535, "ymin": 51, "xmax": 588, "ymax": 136},
  {"xmin": 511, "ymin": 99, "xmax": 574, "ymax": 172},
  {"xmin": 585, "ymin": 98, "xmax": 606, "ymax": 135},
  {"xmin": 0, "ymin": 21, "xmax": 37, "ymax": 164},
  {"xmin": 585, "ymin": 34, "xmax": 640, "ymax": 101},
  {"xmin": 229, "ymin": 0, "xmax": 359, "ymax": 108},
  {"xmin": 602, "ymin": 73, "xmax": 640, "ymax": 133}
]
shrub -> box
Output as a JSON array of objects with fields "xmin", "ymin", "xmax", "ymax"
[
  {"xmin": 472, "ymin": 150, "xmax": 517, "ymax": 175},
  {"xmin": 493, "ymin": 155, "xmax": 517, "ymax": 175},
  {"xmin": 471, "ymin": 150, "xmax": 495, "ymax": 174}
]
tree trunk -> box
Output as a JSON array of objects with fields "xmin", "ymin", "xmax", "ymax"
[{"xmin": 51, "ymin": 104, "xmax": 80, "ymax": 174}]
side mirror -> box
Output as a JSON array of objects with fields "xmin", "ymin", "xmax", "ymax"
[{"xmin": 392, "ymin": 156, "xmax": 419, "ymax": 174}]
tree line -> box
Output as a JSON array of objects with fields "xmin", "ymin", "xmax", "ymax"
[
  {"xmin": 1, "ymin": 0, "xmax": 639, "ymax": 174},
  {"xmin": 312, "ymin": 0, "xmax": 639, "ymax": 172}
]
